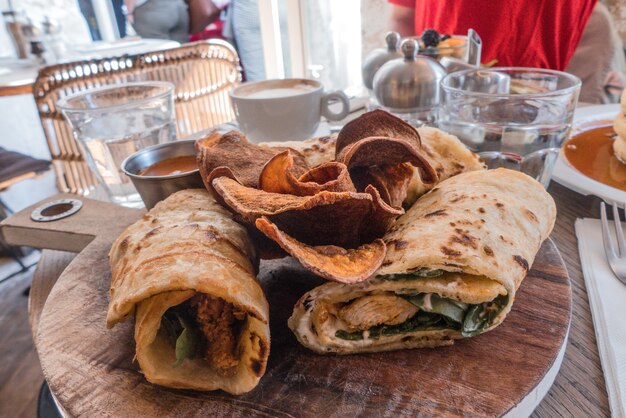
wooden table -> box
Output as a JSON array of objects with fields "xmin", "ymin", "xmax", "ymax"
[{"xmin": 26, "ymin": 181, "xmax": 611, "ymax": 417}]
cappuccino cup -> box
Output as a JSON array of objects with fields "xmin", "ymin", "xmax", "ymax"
[{"xmin": 230, "ymin": 79, "xmax": 350, "ymax": 142}]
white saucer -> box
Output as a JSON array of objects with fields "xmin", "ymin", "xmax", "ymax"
[{"xmin": 552, "ymin": 104, "xmax": 626, "ymax": 204}]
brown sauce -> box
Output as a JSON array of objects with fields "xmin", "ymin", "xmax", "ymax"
[
  {"xmin": 563, "ymin": 125, "xmax": 626, "ymax": 191},
  {"xmin": 139, "ymin": 155, "xmax": 198, "ymax": 177}
]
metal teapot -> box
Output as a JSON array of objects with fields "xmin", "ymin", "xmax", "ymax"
[
  {"xmin": 372, "ymin": 38, "xmax": 447, "ymax": 113},
  {"xmin": 362, "ymin": 31, "xmax": 402, "ymax": 90}
]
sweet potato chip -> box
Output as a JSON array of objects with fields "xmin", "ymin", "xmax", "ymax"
[
  {"xmin": 211, "ymin": 176, "xmax": 401, "ymax": 248},
  {"xmin": 362, "ymin": 184, "xmax": 404, "ymax": 240},
  {"xmin": 350, "ymin": 164, "xmax": 414, "ymax": 208},
  {"xmin": 259, "ymin": 150, "xmax": 355, "ymax": 196},
  {"xmin": 335, "ymin": 109, "xmax": 421, "ymax": 154},
  {"xmin": 196, "ymin": 130, "xmax": 309, "ymax": 190},
  {"xmin": 337, "ymin": 136, "xmax": 437, "ymax": 184},
  {"xmin": 255, "ymin": 217, "xmax": 386, "ymax": 283}
]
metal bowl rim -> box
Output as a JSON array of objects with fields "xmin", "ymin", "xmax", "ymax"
[{"xmin": 121, "ymin": 139, "xmax": 199, "ymax": 180}]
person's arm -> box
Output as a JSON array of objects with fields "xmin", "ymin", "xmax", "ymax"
[
  {"xmin": 187, "ymin": 0, "xmax": 222, "ymax": 35},
  {"xmin": 124, "ymin": 0, "xmax": 136, "ymax": 23},
  {"xmin": 389, "ymin": 4, "xmax": 415, "ymax": 37}
]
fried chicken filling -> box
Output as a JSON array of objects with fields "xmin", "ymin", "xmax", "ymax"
[{"xmin": 187, "ymin": 294, "xmax": 245, "ymax": 377}]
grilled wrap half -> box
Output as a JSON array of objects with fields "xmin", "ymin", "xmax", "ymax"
[
  {"xmin": 288, "ymin": 169, "xmax": 555, "ymax": 354},
  {"xmin": 107, "ymin": 189, "xmax": 269, "ymax": 394}
]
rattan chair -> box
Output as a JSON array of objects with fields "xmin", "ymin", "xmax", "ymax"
[{"xmin": 33, "ymin": 40, "xmax": 242, "ymax": 195}]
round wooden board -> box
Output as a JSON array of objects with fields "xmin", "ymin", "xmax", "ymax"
[{"xmin": 36, "ymin": 236, "xmax": 571, "ymax": 417}]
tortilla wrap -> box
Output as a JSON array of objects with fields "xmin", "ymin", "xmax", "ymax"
[
  {"xmin": 107, "ymin": 189, "xmax": 269, "ymax": 394},
  {"xmin": 288, "ymin": 169, "xmax": 555, "ymax": 354}
]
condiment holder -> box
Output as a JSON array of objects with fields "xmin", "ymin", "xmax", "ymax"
[
  {"xmin": 361, "ymin": 32, "xmax": 402, "ymax": 90},
  {"xmin": 122, "ymin": 140, "xmax": 204, "ymax": 209},
  {"xmin": 372, "ymin": 38, "xmax": 447, "ymax": 124}
]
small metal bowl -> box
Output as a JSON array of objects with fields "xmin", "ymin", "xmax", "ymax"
[{"xmin": 121, "ymin": 140, "xmax": 204, "ymax": 209}]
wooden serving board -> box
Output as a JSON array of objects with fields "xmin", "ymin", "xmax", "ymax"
[{"xmin": 1, "ymin": 194, "xmax": 572, "ymax": 418}]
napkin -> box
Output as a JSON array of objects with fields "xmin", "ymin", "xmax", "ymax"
[{"xmin": 575, "ymin": 218, "xmax": 626, "ymax": 418}]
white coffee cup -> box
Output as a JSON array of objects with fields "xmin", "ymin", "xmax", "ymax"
[{"xmin": 230, "ymin": 78, "xmax": 350, "ymax": 142}]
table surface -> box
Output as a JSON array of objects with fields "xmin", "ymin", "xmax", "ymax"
[{"xmin": 27, "ymin": 180, "xmax": 612, "ymax": 417}]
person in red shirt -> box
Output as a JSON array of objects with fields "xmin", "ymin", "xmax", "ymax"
[{"xmin": 388, "ymin": 0, "xmax": 597, "ymax": 71}]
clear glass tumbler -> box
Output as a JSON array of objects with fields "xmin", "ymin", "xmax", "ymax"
[
  {"xmin": 58, "ymin": 82, "xmax": 176, "ymax": 207},
  {"xmin": 438, "ymin": 68, "xmax": 581, "ymax": 187}
]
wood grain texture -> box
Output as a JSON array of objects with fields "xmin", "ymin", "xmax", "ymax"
[
  {"xmin": 0, "ymin": 194, "xmax": 570, "ymax": 417},
  {"xmin": 29, "ymin": 250, "xmax": 75, "ymax": 345},
  {"xmin": 532, "ymin": 182, "xmax": 611, "ymax": 418},
  {"xmin": 0, "ymin": 266, "xmax": 44, "ymax": 418}
]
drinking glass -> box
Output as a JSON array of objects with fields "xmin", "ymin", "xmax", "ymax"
[
  {"xmin": 438, "ymin": 68, "xmax": 581, "ymax": 187},
  {"xmin": 58, "ymin": 82, "xmax": 176, "ymax": 207}
]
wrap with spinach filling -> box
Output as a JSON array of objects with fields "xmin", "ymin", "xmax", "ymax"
[
  {"xmin": 107, "ymin": 189, "xmax": 269, "ymax": 394},
  {"xmin": 288, "ymin": 169, "xmax": 555, "ymax": 354}
]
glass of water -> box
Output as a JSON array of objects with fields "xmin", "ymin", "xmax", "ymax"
[
  {"xmin": 58, "ymin": 82, "xmax": 176, "ymax": 207},
  {"xmin": 438, "ymin": 68, "xmax": 581, "ymax": 187}
]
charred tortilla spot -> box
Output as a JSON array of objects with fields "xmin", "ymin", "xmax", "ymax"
[
  {"xmin": 441, "ymin": 246, "xmax": 462, "ymax": 257},
  {"xmin": 144, "ymin": 226, "xmax": 163, "ymax": 238},
  {"xmin": 424, "ymin": 209, "xmax": 447, "ymax": 218},
  {"xmin": 513, "ymin": 255, "xmax": 529, "ymax": 271},
  {"xmin": 526, "ymin": 210, "xmax": 538, "ymax": 222},
  {"xmin": 257, "ymin": 337, "xmax": 268, "ymax": 359},
  {"xmin": 484, "ymin": 245, "xmax": 494, "ymax": 256},
  {"xmin": 393, "ymin": 240, "xmax": 409, "ymax": 250},
  {"xmin": 495, "ymin": 202, "xmax": 504, "ymax": 209},
  {"xmin": 449, "ymin": 222, "xmax": 456, "ymax": 227},
  {"xmin": 500, "ymin": 235, "xmax": 513, "ymax": 245},
  {"xmin": 381, "ymin": 260, "xmax": 393, "ymax": 267},
  {"xmin": 450, "ymin": 195, "xmax": 466, "ymax": 203},
  {"xmin": 451, "ymin": 232, "xmax": 478, "ymax": 249},
  {"xmin": 478, "ymin": 207, "xmax": 486, "ymax": 213},
  {"xmin": 251, "ymin": 359, "xmax": 263, "ymax": 376},
  {"xmin": 119, "ymin": 236, "xmax": 130, "ymax": 249}
]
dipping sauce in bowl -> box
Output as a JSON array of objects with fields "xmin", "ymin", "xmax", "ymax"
[
  {"xmin": 138, "ymin": 155, "xmax": 198, "ymax": 177},
  {"xmin": 121, "ymin": 139, "xmax": 204, "ymax": 209},
  {"xmin": 563, "ymin": 124, "xmax": 626, "ymax": 191}
]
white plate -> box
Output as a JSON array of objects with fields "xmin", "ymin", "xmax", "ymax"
[{"xmin": 552, "ymin": 104, "xmax": 626, "ymax": 204}]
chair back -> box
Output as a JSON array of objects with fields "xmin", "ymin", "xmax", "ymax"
[{"xmin": 33, "ymin": 40, "xmax": 241, "ymax": 195}]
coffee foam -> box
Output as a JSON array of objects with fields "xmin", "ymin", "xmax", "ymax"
[{"xmin": 233, "ymin": 79, "xmax": 318, "ymax": 99}]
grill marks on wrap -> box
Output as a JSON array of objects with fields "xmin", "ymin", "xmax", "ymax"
[
  {"xmin": 121, "ymin": 221, "xmax": 253, "ymax": 276},
  {"xmin": 386, "ymin": 174, "xmax": 548, "ymax": 274},
  {"xmin": 109, "ymin": 209, "xmax": 262, "ymax": 324},
  {"xmin": 513, "ymin": 255, "xmax": 530, "ymax": 271}
]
